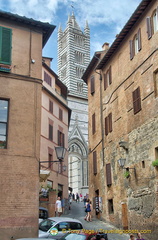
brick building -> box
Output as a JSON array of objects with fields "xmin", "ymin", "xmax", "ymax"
[
  {"xmin": 40, "ymin": 57, "xmax": 71, "ymax": 204},
  {"xmin": 0, "ymin": 11, "xmax": 55, "ymax": 239},
  {"xmin": 82, "ymin": 0, "xmax": 158, "ymax": 239}
]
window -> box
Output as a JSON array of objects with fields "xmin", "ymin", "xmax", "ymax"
[
  {"xmin": 49, "ymin": 124, "xmax": 53, "ymax": 141},
  {"xmin": 108, "ymin": 199, "xmax": 114, "ymax": 214},
  {"xmin": 132, "ymin": 87, "xmax": 141, "ymax": 114},
  {"xmin": 129, "ymin": 29, "xmax": 141, "ymax": 60},
  {"xmin": 59, "ymin": 108, "xmax": 63, "ymax": 121},
  {"xmin": 104, "ymin": 66, "xmax": 112, "ymax": 90},
  {"xmin": 0, "ymin": 26, "xmax": 12, "ymax": 68},
  {"xmin": 106, "ymin": 163, "xmax": 112, "ymax": 186},
  {"xmin": 49, "ymin": 100, "xmax": 53, "ymax": 114},
  {"xmin": 90, "ymin": 75, "xmax": 95, "ymax": 94},
  {"xmin": 105, "ymin": 113, "xmax": 112, "ymax": 136},
  {"xmin": 0, "ymin": 99, "xmax": 9, "ymax": 149},
  {"xmin": 92, "ymin": 113, "xmax": 96, "ymax": 135},
  {"xmin": 58, "ymin": 130, "xmax": 65, "ymax": 147},
  {"xmin": 93, "ymin": 151, "xmax": 97, "ymax": 175},
  {"xmin": 61, "ymin": 52, "xmax": 67, "ymax": 66},
  {"xmin": 48, "ymin": 153, "xmax": 53, "ymax": 169},
  {"xmin": 146, "ymin": 8, "xmax": 158, "ymax": 39},
  {"xmin": 77, "ymin": 82, "xmax": 83, "ymax": 92},
  {"xmin": 44, "ymin": 71, "xmax": 52, "ymax": 86}
]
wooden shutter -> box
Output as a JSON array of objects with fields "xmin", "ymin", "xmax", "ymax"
[
  {"xmin": 129, "ymin": 40, "xmax": 134, "ymax": 60},
  {"xmin": 49, "ymin": 100, "xmax": 53, "ymax": 113},
  {"xmin": 146, "ymin": 17, "xmax": 152, "ymax": 39},
  {"xmin": 93, "ymin": 151, "xmax": 97, "ymax": 175},
  {"xmin": 109, "ymin": 66, "xmax": 112, "ymax": 85},
  {"xmin": 49, "ymin": 124, "xmax": 53, "ymax": 141},
  {"xmin": 105, "ymin": 117, "xmax": 108, "ymax": 136},
  {"xmin": 108, "ymin": 113, "xmax": 112, "ymax": 132},
  {"xmin": 106, "ymin": 163, "xmax": 112, "ymax": 186},
  {"xmin": 90, "ymin": 76, "xmax": 95, "ymax": 94},
  {"xmin": 59, "ymin": 108, "xmax": 63, "ymax": 121},
  {"xmin": 137, "ymin": 28, "xmax": 141, "ymax": 51},
  {"xmin": 133, "ymin": 87, "xmax": 141, "ymax": 114},
  {"xmin": 104, "ymin": 73, "xmax": 107, "ymax": 90},
  {"xmin": 0, "ymin": 27, "xmax": 12, "ymax": 65},
  {"xmin": 92, "ymin": 113, "xmax": 96, "ymax": 135}
]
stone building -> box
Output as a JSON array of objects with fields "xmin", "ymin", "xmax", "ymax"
[
  {"xmin": 57, "ymin": 13, "xmax": 90, "ymax": 196},
  {"xmin": 82, "ymin": 0, "xmax": 158, "ymax": 239},
  {"xmin": 40, "ymin": 57, "xmax": 71, "ymax": 202},
  {"xmin": 0, "ymin": 10, "xmax": 55, "ymax": 239}
]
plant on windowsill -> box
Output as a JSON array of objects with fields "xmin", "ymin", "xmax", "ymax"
[
  {"xmin": 152, "ymin": 159, "xmax": 158, "ymax": 168},
  {"xmin": 124, "ymin": 170, "xmax": 130, "ymax": 179}
]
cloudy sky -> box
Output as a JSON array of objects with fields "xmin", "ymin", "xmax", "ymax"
[{"xmin": 0, "ymin": 0, "xmax": 142, "ymax": 72}]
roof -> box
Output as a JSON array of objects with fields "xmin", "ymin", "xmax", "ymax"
[
  {"xmin": 0, "ymin": 9, "xmax": 56, "ymax": 47},
  {"xmin": 96, "ymin": 0, "xmax": 153, "ymax": 69}
]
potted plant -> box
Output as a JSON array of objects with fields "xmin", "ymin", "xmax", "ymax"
[
  {"xmin": 124, "ymin": 170, "xmax": 130, "ymax": 178},
  {"xmin": 152, "ymin": 159, "xmax": 158, "ymax": 167}
]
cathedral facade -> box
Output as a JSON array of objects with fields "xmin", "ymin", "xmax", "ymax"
[{"xmin": 57, "ymin": 13, "xmax": 90, "ymax": 197}]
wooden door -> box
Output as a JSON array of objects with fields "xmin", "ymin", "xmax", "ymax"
[{"xmin": 122, "ymin": 203, "xmax": 128, "ymax": 230}]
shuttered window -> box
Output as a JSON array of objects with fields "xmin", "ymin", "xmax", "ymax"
[
  {"xmin": 0, "ymin": 26, "xmax": 12, "ymax": 65},
  {"xmin": 129, "ymin": 40, "xmax": 134, "ymax": 60},
  {"xmin": 133, "ymin": 87, "xmax": 141, "ymax": 114},
  {"xmin": 90, "ymin": 76, "xmax": 95, "ymax": 94},
  {"xmin": 137, "ymin": 28, "xmax": 141, "ymax": 51},
  {"xmin": 49, "ymin": 124, "xmax": 53, "ymax": 141},
  {"xmin": 58, "ymin": 130, "xmax": 65, "ymax": 147},
  {"xmin": 130, "ymin": 29, "xmax": 141, "ymax": 59},
  {"xmin": 44, "ymin": 71, "xmax": 52, "ymax": 86},
  {"xmin": 105, "ymin": 113, "xmax": 112, "ymax": 135},
  {"xmin": 92, "ymin": 113, "xmax": 96, "ymax": 135},
  {"xmin": 146, "ymin": 17, "xmax": 152, "ymax": 39},
  {"xmin": 59, "ymin": 108, "xmax": 63, "ymax": 121},
  {"xmin": 49, "ymin": 100, "xmax": 53, "ymax": 113},
  {"xmin": 104, "ymin": 66, "xmax": 112, "ymax": 90},
  {"xmin": 106, "ymin": 163, "xmax": 112, "ymax": 186},
  {"xmin": 93, "ymin": 151, "xmax": 97, "ymax": 175}
]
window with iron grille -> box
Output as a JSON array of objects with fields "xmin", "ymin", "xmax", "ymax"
[
  {"xmin": 108, "ymin": 199, "xmax": 114, "ymax": 214},
  {"xmin": 132, "ymin": 87, "xmax": 141, "ymax": 114}
]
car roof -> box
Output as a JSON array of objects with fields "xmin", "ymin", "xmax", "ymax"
[
  {"xmin": 16, "ymin": 238, "xmax": 50, "ymax": 240},
  {"xmin": 47, "ymin": 217, "xmax": 82, "ymax": 223}
]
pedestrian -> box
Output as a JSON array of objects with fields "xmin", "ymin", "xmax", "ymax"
[
  {"xmin": 136, "ymin": 233, "xmax": 145, "ymax": 240},
  {"xmin": 85, "ymin": 199, "xmax": 92, "ymax": 222},
  {"xmin": 128, "ymin": 234, "xmax": 136, "ymax": 240},
  {"xmin": 55, "ymin": 196, "xmax": 62, "ymax": 217},
  {"xmin": 72, "ymin": 193, "xmax": 75, "ymax": 201},
  {"xmin": 76, "ymin": 193, "xmax": 79, "ymax": 203},
  {"xmin": 83, "ymin": 196, "xmax": 87, "ymax": 206},
  {"xmin": 80, "ymin": 193, "xmax": 83, "ymax": 202}
]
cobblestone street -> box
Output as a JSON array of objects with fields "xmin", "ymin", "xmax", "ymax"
[{"xmin": 63, "ymin": 201, "xmax": 130, "ymax": 240}]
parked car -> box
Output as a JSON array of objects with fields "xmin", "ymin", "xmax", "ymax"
[
  {"xmin": 39, "ymin": 207, "xmax": 49, "ymax": 223},
  {"xmin": 38, "ymin": 217, "xmax": 83, "ymax": 239}
]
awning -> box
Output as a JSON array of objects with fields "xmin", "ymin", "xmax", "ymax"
[{"xmin": 40, "ymin": 170, "xmax": 50, "ymax": 182}]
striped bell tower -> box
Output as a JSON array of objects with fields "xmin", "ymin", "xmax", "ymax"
[{"xmin": 57, "ymin": 12, "xmax": 90, "ymax": 197}]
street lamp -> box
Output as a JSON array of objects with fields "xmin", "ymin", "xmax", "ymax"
[
  {"xmin": 39, "ymin": 146, "xmax": 67, "ymax": 169},
  {"xmin": 118, "ymin": 158, "xmax": 136, "ymax": 175}
]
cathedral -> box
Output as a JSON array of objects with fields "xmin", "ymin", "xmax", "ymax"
[{"xmin": 57, "ymin": 12, "xmax": 90, "ymax": 197}]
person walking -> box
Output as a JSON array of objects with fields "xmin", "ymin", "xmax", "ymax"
[
  {"xmin": 55, "ymin": 196, "xmax": 62, "ymax": 217},
  {"xmin": 128, "ymin": 234, "xmax": 136, "ymax": 240},
  {"xmin": 85, "ymin": 199, "xmax": 92, "ymax": 222},
  {"xmin": 136, "ymin": 233, "xmax": 145, "ymax": 240}
]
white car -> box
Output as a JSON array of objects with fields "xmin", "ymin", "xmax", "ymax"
[{"xmin": 39, "ymin": 217, "xmax": 83, "ymax": 239}]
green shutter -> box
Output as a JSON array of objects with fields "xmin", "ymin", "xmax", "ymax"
[{"xmin": 0, "ymin": 26, "xmax": 12, "ymax": 65}]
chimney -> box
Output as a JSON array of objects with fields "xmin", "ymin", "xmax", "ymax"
[{"xmin": 102, "ymin": 42, "xmax": 109, "ymax": 51}]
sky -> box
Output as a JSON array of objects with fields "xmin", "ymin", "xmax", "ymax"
[{"xmin": 0, "ymin": 0, "xmax": 142, "ymax": 73}]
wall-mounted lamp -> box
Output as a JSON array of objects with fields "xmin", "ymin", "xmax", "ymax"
[
  {"xmin": 40, "ymin": 146, "xmax": 67, "ymax": 170},
  {"xmin": 62, "ymin": 164, "xmax": 67, "ymax": 172},
  {"xmin": 119, "ymin": 141, "xmax": 129, "ymax": 150},
  {"xmin": 118, "ymin": 158, "xmax": 136, "ymax": 176}
]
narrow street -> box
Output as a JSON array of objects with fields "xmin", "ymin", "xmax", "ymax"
[{"xmin": 63, "ymin": 201, "xmax": 130, "ymax": 240}]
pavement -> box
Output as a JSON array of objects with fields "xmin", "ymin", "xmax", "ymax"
[{"xmin": 63, "ymin": 201, "xmax": 130, "ymax": 240}]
